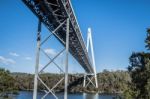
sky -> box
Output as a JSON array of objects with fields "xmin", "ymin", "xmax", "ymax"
[{"xmin": 0, "ymin": 0, "xmax": 150, "ymax": 73}]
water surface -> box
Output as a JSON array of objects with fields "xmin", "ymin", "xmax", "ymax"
[{"xmin": 9, "ymin": 91, "xmax": 120, "ymax": 99}]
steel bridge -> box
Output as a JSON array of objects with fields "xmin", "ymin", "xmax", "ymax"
[{"xmin": 22, "ymin": 0, "xmax": 98, "ymax": 99}]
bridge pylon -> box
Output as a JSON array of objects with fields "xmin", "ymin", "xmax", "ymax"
[
  {"xmin": 33, "ymin": 18, "xmax": 70, "ymax": 99},
  {"xmin": 83, "ymin": 28, "xmax": 98, "ymax": 88}
]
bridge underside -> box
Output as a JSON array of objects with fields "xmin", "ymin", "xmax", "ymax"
[{"xmin": 23, "ymin": 0, "xmax": 94, "ymax": 73}]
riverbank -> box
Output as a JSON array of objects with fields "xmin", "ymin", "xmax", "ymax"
[
  {"xmin": 10, "ymin": 70, "xmax": 130, "ymax": 95},
  {"xmin": 0, "ymin": 68, "xmax": 130, "ymax": 98}
]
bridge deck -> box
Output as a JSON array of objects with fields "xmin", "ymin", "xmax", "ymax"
[{"xmin": 22, "ymin": 0, "xmax": 94, "ymax": 73}]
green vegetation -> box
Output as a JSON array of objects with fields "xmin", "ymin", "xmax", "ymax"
[
  {"xmin": 0, "ymin": 68, "xmax": 18, "ymax": 97},
  {"xmin": 0, "ymin": 70, "xmax": 130, "ymax": 94},
  {"xmin": 127, "ymin": 52, "xmax": 150, "ymax": 98},
  {"xmin": 97, "ymin": 70, "xmax": 130, "ymax": 94},
  {"xmin": 0, "ymin": 68, "xmax": 14, "ymax": 92}
]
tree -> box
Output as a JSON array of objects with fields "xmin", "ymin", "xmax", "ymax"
[
  {"xmin": 128, "ymin": 52, "xmax": 150, "ymax": 99},
  {"xmin": 0, "ymin": 68, "xmax": 16, "ymax": 94}
]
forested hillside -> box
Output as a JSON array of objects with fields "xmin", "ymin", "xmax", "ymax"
[{"xmin": 8, "ymin": 70, "xmax": 130, "ymax": 94}]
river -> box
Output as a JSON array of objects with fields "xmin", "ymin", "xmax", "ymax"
[{"xmin": 6, "ymin": 91, "xmax": 120, "ymax": 99}]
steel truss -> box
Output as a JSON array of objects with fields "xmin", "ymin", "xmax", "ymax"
[
  {"xmin": 33, "ymin": 18, "xmax": 70, "ymax": 99},
  {"xmin": 22, "ymin": 0, "xmax": 94, "ymax": 73}
]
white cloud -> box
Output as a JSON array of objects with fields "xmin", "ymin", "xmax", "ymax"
[
  {"xmin": 44, "ymin": 48, "xmax": 57, "ymax": 56},
  {"xmin": 0, "ymin": 56, "xmax": 16, "ymax": 65},
  {"xmin": 9, "ymin": 52, "xmax": 19, "ymax": 57},
  {"xmin": 25, "ymin": 57, "xmax": 32, "ymax": 61}
]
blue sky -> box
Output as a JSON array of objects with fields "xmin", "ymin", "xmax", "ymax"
[{"xmin": 0, "ymin": 0, "xmax": 150, "ymax": 73}]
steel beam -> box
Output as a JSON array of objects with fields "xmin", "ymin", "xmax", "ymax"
[
  {"xmin": 83, "ymin": 74, "xmax": 86, "ymax": 87},
  {"xmin": 64, "ymin": 18, "xmax": 70, "ymax": 99},
  {"xmin": 33, "ymin": 19, "xmax": 41, "ymax": 99}
]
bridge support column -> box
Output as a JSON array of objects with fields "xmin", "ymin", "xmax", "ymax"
[
  {"xmin": 83, "ymin": 74, "xmax": 86, "ymax": 87},
  {"xmin": 64, "ymin": 18, "xmax": 70, "ymax": 99},
  {"xmin": 33, "ymin": 19, "xmax": 41, "ymax": 99},
  {"xmin": 83, "ymin": 27, "xmax": 98, "ymax": 88},
  {"xmin": 32, "ymin": 19, "xmax": 68, "ymax": 99}
]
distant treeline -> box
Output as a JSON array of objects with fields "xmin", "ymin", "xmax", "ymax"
[{"xmin": 0, "ymin": 68, "xmax": 130, "ymax": 94}]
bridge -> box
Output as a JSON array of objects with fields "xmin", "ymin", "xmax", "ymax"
[{"xmin": 22, "ymin": 0, "xmax": 98, "ymax": 99}]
